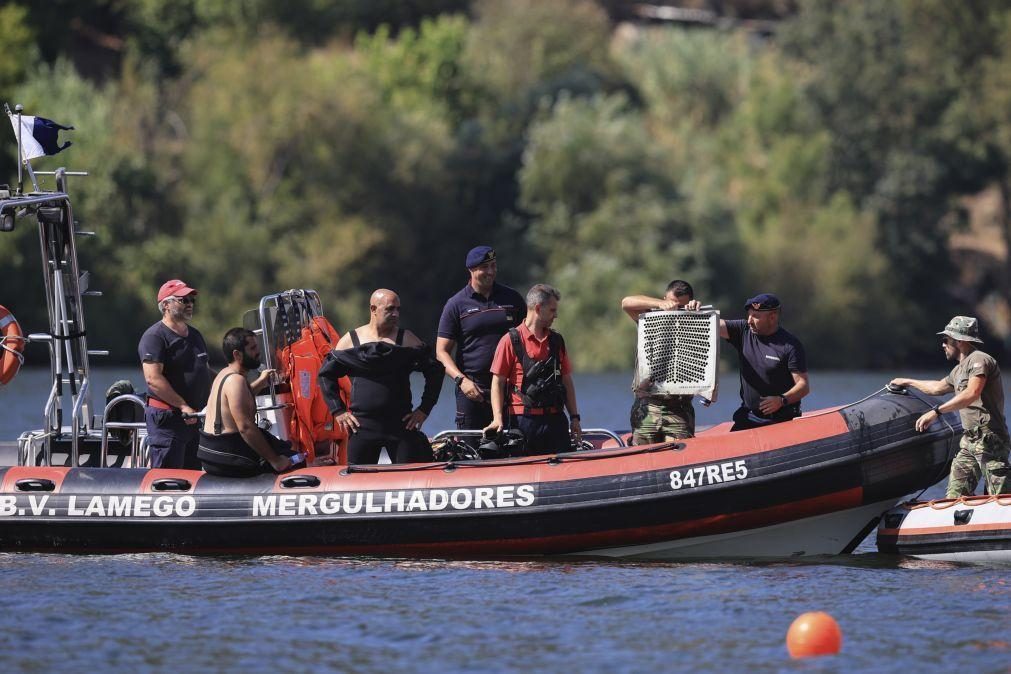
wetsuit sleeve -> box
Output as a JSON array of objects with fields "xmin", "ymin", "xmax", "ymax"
[
  {"xmin": 416, "ymin": 347, "xmax": 445, "ymax": 415},
  {"xmin": 437, "ymin": 298, "xmax": 460, "ymax": 340},
  {"xmin": 318, "ymin": 351, "xmax": 350, "ymax": 416}
]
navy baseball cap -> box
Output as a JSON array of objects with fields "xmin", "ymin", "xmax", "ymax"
[
  {"xmin": 466, "ymin": 246, "xmax": 496, "ymax": 268},
  {"xmin": 744, "ymin": 293, "xmax": 781, "ymax": 312}
]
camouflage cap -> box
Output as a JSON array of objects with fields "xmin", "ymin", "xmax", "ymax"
[{"xmin": 937, "ymin": 316, "xmax": 983, "ymax": 344}]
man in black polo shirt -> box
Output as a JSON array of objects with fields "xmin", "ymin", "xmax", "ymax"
[
  {"xmin": 138, "ymin": 279, "xmax": 212, "ymax": 468},
  {"xmin": 436, "ymin": 246, "xmax": 525, "ymax": 430},
  {"xmin": 719, "ymin": 293, "xmax": 810, "ymax": 431}
]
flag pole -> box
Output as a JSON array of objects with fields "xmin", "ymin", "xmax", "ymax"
[
  {"xmin": 14, "ymin": 104, "xmax": 23, "ymax": 196},
  {"xmin": 11, "ymin": 104, "xmax": 40, "ymax": 193}
]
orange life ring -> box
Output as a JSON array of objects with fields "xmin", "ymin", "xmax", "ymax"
[{"xmin": 0, "ymin": 305, "xmax": 25, "ymax": 385}]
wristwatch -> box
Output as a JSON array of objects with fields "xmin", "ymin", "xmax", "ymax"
[
  {"xmin": 570, "ymin": 414, "xmax": 581, "ymax": 421},
  {"xmin": 454, "ymin": 374, "xmax": 466, "ymax": 387},
  {"xmin": 779, "ymin": 395, "xmax": 789, "ymax": 407},
  {"xmin": 932, "ymin": 404, "xmax": 942, "ymax": 416}
]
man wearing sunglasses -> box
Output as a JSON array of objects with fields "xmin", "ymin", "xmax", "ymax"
[
  {"xmin": 138, "ymin": 279, "xmax": 212, "ymax": 469},
  {"xmin": 890, "ymin": 316, "xmax": 1011, "ymax": 498}
]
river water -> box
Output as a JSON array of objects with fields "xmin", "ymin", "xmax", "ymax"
[{"xmin": 1, "ymin": 368, "xmax": 1009, "ymax": 673}]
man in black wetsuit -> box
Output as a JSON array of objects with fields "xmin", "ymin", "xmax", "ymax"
[
  {"xmin": 318, "ymin": 289, "xmax": 444, "ymax": 464},
  {"xmin": 198, "ymin": 328, "xmax": 303, "ymax": 477}
]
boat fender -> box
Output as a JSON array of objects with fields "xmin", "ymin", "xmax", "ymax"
[{"xmin": 0, "ymin": 305, "xmax": 25, "ymax": 385}]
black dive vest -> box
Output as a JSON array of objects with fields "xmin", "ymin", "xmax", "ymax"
[{"xmin": 509, "ymin": 328, "xmax": 567, "ymax": 414}]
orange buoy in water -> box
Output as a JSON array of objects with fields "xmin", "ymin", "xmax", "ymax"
[
  {"xmin": 786, "ymin": 611, "xmax": 842, "ymax": 658},
  {"xmin": 0, "ymin": 305, "xmax": 25, "ymax": 385}
]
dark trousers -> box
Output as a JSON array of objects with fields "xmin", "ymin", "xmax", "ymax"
[
  {"xmin": 145, "ymin": 407, "xmax": 200, "ymax": 469},
  {"xmin": 348, "ymin": 417, "xmax": 434, "ymax": 465},
  {"xmin": 730, "ymin": 405, "xmax": 800, "ymax": 432},
  {"xmin": 454, "ymin": 383, "xmax": 493, "ymax": 430},
  {"xmin": 514, "ymin": 413, "xmax": 571, "ymax": 456}
]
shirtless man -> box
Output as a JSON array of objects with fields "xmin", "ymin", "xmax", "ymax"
[{"xmin": 197, "ymin": 328, "xmax": 303, "ymax": 476}]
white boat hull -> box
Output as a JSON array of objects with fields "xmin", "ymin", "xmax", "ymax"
[
  {"xmin": 877, "ymin": 497, "xmax": 1011, "ymax": 563},
  {"xmin": 577, "ymin": 499, "xmax": 896, "ymax": 559}
]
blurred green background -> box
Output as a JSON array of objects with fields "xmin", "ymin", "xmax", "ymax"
[{"xmin": 2, "ymin": 0, "xmax": 1010, "ymax": 370}]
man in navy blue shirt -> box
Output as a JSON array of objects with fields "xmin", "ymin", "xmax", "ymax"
[
  {"xmin": 138, "ymin": 279, "xmax": 213, "ymax": 468},
  {"xmin": 436, "ymin": 246, "xmax": 525, "ymax": 430},
  {"xmin": 720, "ymin": 293, "xmax": 810, "ymax": 431}
]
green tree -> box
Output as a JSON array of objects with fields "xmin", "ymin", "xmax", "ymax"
[{"xmin": 519, "ymin": 93, "xmax": 704, "ymax": 370}]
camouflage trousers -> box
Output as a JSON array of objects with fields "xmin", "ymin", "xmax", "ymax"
[
  {"xmin": 946, "ymin": 428, "xmax": 1011, "ymax": 499},
  {"xmin": 630, "ymin": 396, "xmax": 695, "ymax": 446}
]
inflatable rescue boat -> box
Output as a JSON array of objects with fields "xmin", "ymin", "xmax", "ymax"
[
  {"xmin": 0, "ymin": 388, "xmax": 957, "ymax": 557},
  {"xmin": 877, "ymin": 496, "xmax": 1011, "ymax": 563},
  {"xmin": 0, "ymin": 110, "xmax": 959, "ymax": 558}
]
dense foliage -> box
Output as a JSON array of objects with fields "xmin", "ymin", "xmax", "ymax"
[{"xmin": 2, "ymin": 0, "xmax": 1010, "ymax": 369}]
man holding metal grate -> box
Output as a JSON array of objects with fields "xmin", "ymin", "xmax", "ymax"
[
  {"xmin": 719, "ymin": 293, "xmax": 810, "ymax": 432},
  {"xmin": 621, "ymin": 280, "xmax": 703, "ymax": 444}
]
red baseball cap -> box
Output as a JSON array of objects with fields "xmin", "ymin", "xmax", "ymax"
[{"xmin": 157, "ymin": 279, "xmax": 198, "ymax": 303}]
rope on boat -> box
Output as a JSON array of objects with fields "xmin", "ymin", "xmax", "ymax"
[
  {"xmin": 901, "ymin": 493, "xmax": 1011, "ymax": 510},
  {"xmin": 896, "ymin": 385, "xmax": 958, "ymax": 502},
  {"xmin": 345, "ymin": 387, "xmax": 949, "ymax": 476},
  {"xmin": 0, "ymin": 336, "xmax": 26, "ymax": 366},
  {"xmin": 343, "ymin": 441, "xmax": 683, "ymax": 474}
]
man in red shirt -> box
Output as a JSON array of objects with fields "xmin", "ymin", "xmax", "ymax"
[{"xmin": 484, "ymin": 284, "xmax": 581, "ymax": 455}]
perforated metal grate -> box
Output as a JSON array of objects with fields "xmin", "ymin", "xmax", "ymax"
[{"xmin": 635, "ymin": 310, "xmax": 720, "ymax": 400}]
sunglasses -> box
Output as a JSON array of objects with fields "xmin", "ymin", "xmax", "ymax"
[{"xmin": 170, "ymin": 296, "xmax": 196, "ymax": 305}]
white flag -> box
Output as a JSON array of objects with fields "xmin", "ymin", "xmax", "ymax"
[{"xmin": 8, "ymin": 114, "xmax": 74, "ymax": 160}]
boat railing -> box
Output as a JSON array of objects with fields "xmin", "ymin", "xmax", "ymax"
[
  {"xmin": 100, "ymin": 393, "xmax": 148, "ymax": 468},
  {"xmin": 1, "ymin": 152, "xmax": 103, "ymax": 467}
]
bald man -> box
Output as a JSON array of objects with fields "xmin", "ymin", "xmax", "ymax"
[{"xmin": 318, "ymin": 289, "xmax": 444, "ymax": 464}]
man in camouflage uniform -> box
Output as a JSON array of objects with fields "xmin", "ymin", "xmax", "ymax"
[
  {"xmin": 891, "ymin": 316, "xmax": 1011, "ymax": 498},
  {"xmin": 621, "ymin": 280, "xmax": 701, "ymax": 445}
]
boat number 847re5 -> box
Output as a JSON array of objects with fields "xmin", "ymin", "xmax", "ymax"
[{"xmin": 670, "ymin": 460, "xmax": 749, "ymax": 490}]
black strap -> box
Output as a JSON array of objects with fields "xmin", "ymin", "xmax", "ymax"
[
  {"xmin": 212, "ymin": 372, "xmax": 240, "ymax": 436},
  {"xmin": 350, "ymin": 328, "xmax": 402, "ymax": 347},
  {"xmin": 50, "ymin": 330, "xmax": 87, "ymax": 340},
  {"xmin": 509, "ymin": 328, "xmax": 563, "ymax": 416}
]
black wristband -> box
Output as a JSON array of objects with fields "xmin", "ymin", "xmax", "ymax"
[
  {"xmin": 932, "ymin": 405, "xmax": 942, "ymax": 415},
  {"xmin": 780, "ymin": 395, "xmax": 789, "ymax": 407},
  {"xmin": 454, "ymin": 375, "xmax": 465, "ymax": 387},
  {"xmin": 570, "ymin": 414, "xmax": 581, "ymax": 421}
]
